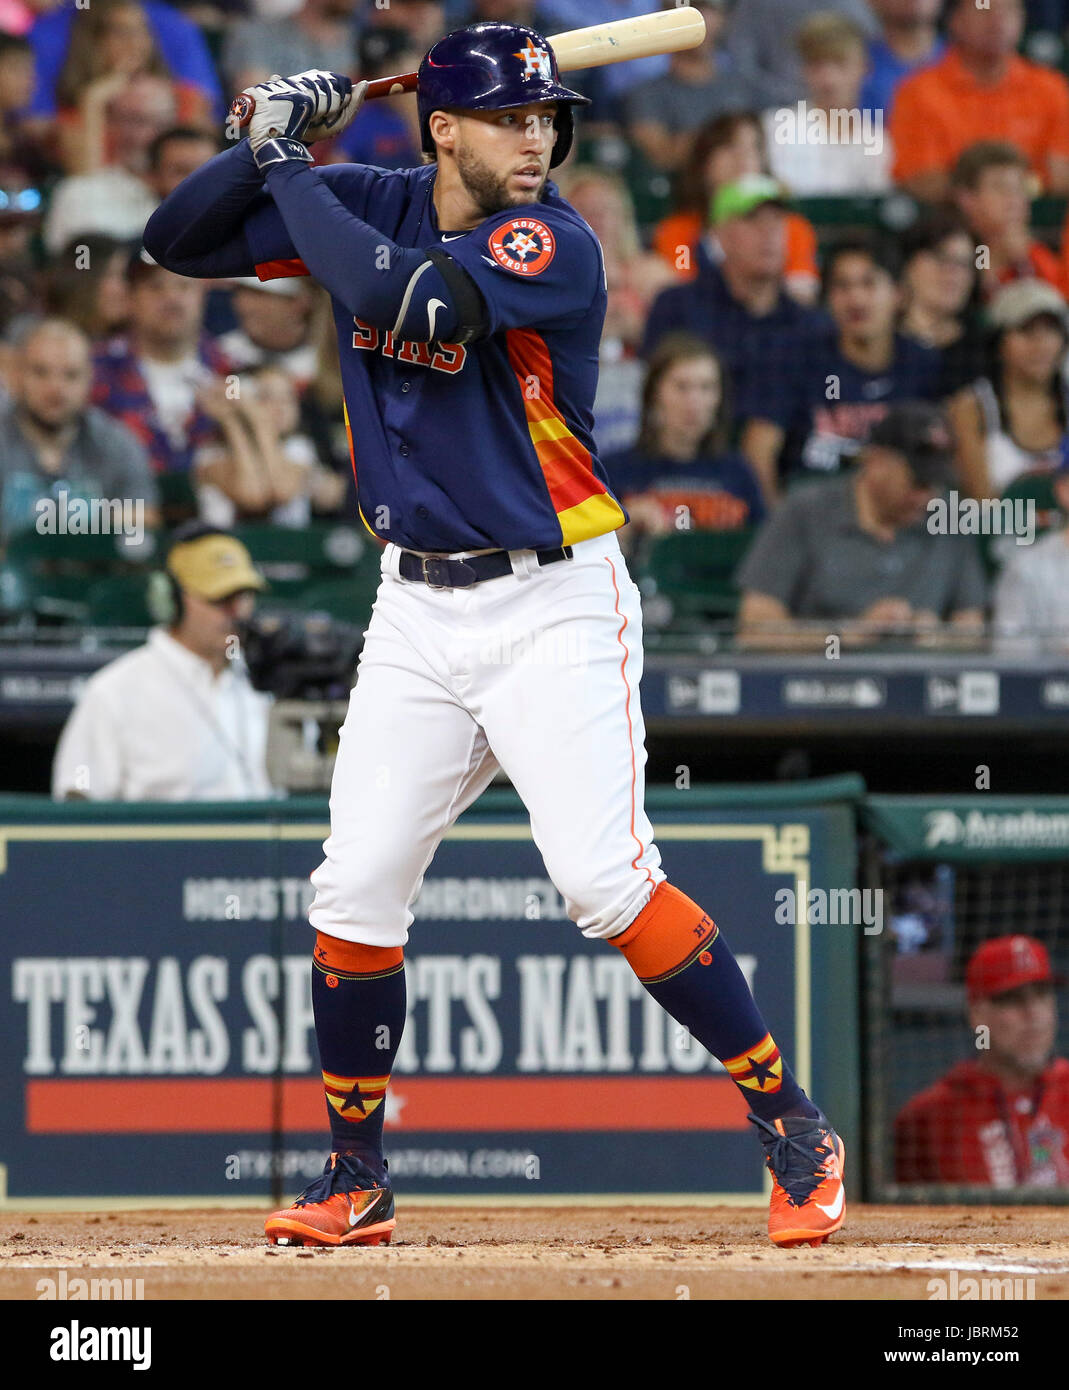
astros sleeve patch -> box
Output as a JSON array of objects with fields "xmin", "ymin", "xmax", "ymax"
[
  {"xmin": 487, "ymin": 217, "xmax": 556, "ymax": 276},
  {"xmin": 438, "ymin": 206, "xmax": 602, "ymax": 334}
]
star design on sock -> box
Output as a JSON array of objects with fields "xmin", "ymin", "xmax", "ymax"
[
  {"xmin": 340, "ymin": 1080, "xmax": 367, "ymax": 1115},
  {"xmin": 748, "ymin": 1052, "xmax": 778, "ymax": 1089}
]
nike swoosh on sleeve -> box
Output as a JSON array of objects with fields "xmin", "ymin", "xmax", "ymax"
[{"xmin": 427, "ymin": 297, "xmax": 447, "ymax": 339}]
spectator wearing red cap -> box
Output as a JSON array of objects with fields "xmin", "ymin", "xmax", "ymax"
[{"xmin": 894, "ymin": 935, "xmax": 1069, "ymax": 1186}]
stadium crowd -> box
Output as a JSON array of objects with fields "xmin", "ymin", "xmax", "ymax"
[{"xmin": 2, "ymin": 0, "xmax": 1069, "ymax": 648}]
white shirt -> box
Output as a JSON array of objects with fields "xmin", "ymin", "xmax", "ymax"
[
  {"xmin": 52, "ymin": 627, "xmax": 275, "ymax": 801},
  {"xmin": 214, "ymin": 329, "xmax": 319, "ymax": 390},
  {"xmin": 139, "ymin": 356, "xmax": 212, "ymax": 449},
  {"xmin": 43, "ymin": 168, "xmax": 160, "ymax": 256},
  {"xmin": 196, "ymin": 432, "xmax": 319, "ymax": 529},
  {"xmin": 763, "ymin": 107, "xmax": 892, "ymax": 195},
  {"xmin": 994, "ymin": 529, "xmax": 1069, "ymax": 657}
]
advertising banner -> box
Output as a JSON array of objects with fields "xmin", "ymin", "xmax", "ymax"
[{"xmin": 0, "ymin": 789, "xmax": 858, "ymax": 1198}]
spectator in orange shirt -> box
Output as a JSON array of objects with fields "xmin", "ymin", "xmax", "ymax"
[
  {"xmin": 652, "ymin": 111, "xmax": 819, "ymax": 305},
  {"xmin": 891, "ymin": 0, "xmax": 1069, "ymax": 199},
  {"xmin": 950, "ymin": 142, "xmax": 1065, "ymax": 300}
]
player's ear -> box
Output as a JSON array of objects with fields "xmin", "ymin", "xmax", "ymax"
[{"xmin": 429, "ymin": 110, "xmax": 457, "ymax": 154}]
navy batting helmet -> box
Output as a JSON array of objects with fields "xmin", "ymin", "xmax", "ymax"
[{"xmin": 417, "ymin": 23, "xmax": 590, "ymax": 169}]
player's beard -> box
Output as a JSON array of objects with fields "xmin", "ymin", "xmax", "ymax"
[{"xmin": 455, "ymin": 142, "xmax": 546, "ymax": 216}]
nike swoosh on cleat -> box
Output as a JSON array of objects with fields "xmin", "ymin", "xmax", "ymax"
[
  {"xmin": 815, "ymin": 1186, "xmax": 844, "ymax": 1221},
  {"xmin": 427, "ymin": 297, "xmax": 447, "ymax": 339},
  {"xmin": 349, "ymin": 1192, "xmax": 384, "ymax": 1227}
]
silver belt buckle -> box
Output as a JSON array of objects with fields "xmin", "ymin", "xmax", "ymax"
[{"xmin": 421, "ymin": 555, "xmax": 449, "ymax": 590}]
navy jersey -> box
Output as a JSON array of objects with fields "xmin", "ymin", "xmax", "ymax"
[
  {"xmin": 604, "ymin": 447, "xmax": 766, "ymax": 529},
  {"xmin": 754, "ymin": 324, "xmax": 943, "ymax": 478},
  {"xmin": 238, "ymin": 162, "xmax": 625, "ymax": 553}
]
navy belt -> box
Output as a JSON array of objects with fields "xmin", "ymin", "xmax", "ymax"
[{"xmin": 398, "ymin": 545, "xmax": 573, "ymax": 589}]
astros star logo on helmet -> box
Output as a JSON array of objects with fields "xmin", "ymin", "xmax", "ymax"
[
  {"xmin": 514, "ymin": 42, "xmax": 554, "ymax": 79},
  {"xmin": 488, "ymin": 218, "xmax": 556, "ymax": 275}
]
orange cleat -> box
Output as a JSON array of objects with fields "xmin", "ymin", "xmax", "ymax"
[
  {"xmin": 749, "ymin": 1113, "xmax": 846, "ymax": 1249},
  {"xmin": 265, "ymin": 1152, "xmax": 396, "ymax": 1248}
]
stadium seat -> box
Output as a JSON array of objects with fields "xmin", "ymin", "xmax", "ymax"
[
  {"xmin": 793, "ymin": 193, "xmax": 920, "ymax": 238},
  {"xmin": 635, "ymin": 528, "xmax": 756, "ymax": 628},
  {"xmin": 155, "ymin": 471, "xmax": 199, "ymax": 527},
  {"xmin": 0, "ymin": 526, "xmax": 156, "ymax": 624},
  {"xmin": 85, "ymin": 575, "xmax": 154, "ymax": 629},
  {"xmin": 231, "ymin": 523, "xmax": 379, "ymax": 602},
  {"xmin": 299, "ymin": 577, "xmax": 381, "ymax": 628}
]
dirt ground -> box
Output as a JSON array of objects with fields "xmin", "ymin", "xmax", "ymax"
[{"xmin": 2, "ymin": 1205, "xmax": 1068, "ymax": 1300}]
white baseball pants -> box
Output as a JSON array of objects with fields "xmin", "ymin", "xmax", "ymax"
[{"xmin": 309, "ymin": 530, "xmax": 666, "ymax": 946}]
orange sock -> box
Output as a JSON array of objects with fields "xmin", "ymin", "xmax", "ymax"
[
  {"xmin": 313, "ymin": 932, "xmax": 403, "ymax": 979},
  {"xmin": 609, "ymin": 881, "xmax": 718, "ymax": 983}
]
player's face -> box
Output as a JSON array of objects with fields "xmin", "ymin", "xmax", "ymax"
[
  {"xmin": 826, "ymin": 254, "xmax": 899, "ymax": 342},
  {"xmin": 453, "ymin": 104, "xmax": 557, "ymax": 214},
  {"xmin": 973, "ymin": 982, "xmax": 1057, "ymax": 1077}
]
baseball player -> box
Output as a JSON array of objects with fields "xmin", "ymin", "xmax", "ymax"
[{"xmin": 144, "ymin": 22, "xmax": 846, "ymax": 1249}]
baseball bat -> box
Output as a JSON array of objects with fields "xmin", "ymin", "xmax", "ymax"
[{"xmin": 229, "ymin": 5, "xmax": 707, "ymax": 127}]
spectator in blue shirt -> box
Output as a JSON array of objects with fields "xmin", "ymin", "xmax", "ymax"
[
  {"xmin": 741, "ymin": 232, "xmax": 942, "ymax": 498},
  {"xmin": 606, "ymin": 333, "xmax": 766, "ymax": 559},
  {"xmin": 859, "ymin": 0, "xmax": 944, "ymax": 117},
  {"xmin": 25, "ymin": 0, "xmax": 222, "ymax": 123},
  {"xmin": 643, "ymin": 174, "xmax": 823, "ymax": 479}
]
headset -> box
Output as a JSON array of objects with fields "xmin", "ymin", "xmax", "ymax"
[{"xmin": 146, "ymin": 522, "xmax": 237, "ymax": 627}]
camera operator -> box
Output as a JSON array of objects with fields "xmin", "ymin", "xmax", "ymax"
[{"xmin": 52, "ymin": 523, "xmax": 276, "ymax": 801}]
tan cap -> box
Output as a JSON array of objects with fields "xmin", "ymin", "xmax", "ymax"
[
  {"xmin": 166, "ymin": 533, "xmax": 266, "ymax": 601},
  {"xmin": 988, "ymin": 279, "xmax": 1069, "ymax": 333}
]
